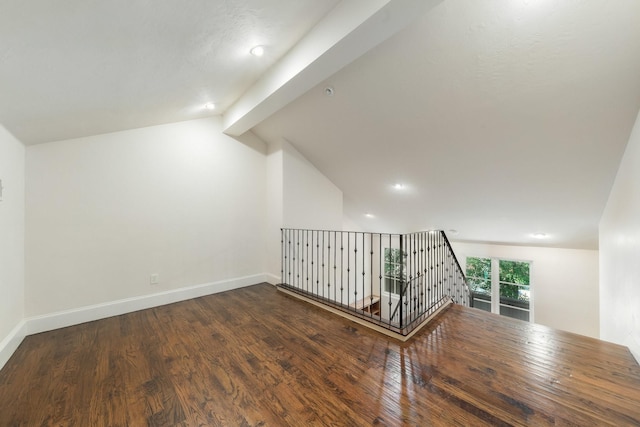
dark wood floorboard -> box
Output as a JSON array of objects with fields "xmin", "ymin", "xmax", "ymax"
[{"xmin": 1, "ymin": 283, "xmax": 639, "ymax": 426}]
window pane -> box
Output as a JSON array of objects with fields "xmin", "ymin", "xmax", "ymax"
[
  {"xmin": 498, "ymin": 259, "xmax": 531, "ymax": 321},
  {"xmin": 500, "ymin": 304, "xmax": 530, "ymax": 321},
  {"xmin": 473, "ymin": 295, "xmax": 492, "ymax": 312},
  {"xmin": 498, "ymin": 260, "xmax": 530, "ymax": 302},
  {"xmin": 384, "ymin": 277, "xmax": 394, "ymax": 293},
  {"xmin": 384, "ymin": 278, "xmax": 404, "ymax": 295},
  {"xmin": 466, "ymin": 257, "xmax": 491, "ymax": 310},
  {"xmin": 384, "ymin": 248, "xmax": 405, "ymax": 294},
  {"xmin": 466, "ymin": 257, "xmax": 491, "ymax": 288},
  {"xmin": 466, "ymin": 257, "xmax": 532, "ymax": 322},
  {"xmin": 499, "ymin": 260, "xmax": 530, "ymax": 285}
]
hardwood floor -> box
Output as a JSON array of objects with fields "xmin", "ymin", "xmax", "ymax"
[{"xmin": 1, "ymin": 283, "xmax": 639, "ymax": 426}]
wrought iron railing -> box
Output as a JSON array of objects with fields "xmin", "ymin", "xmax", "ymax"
[{"xmin": 279, "ymin": 229, "xmax": 470, "ymax": 336}]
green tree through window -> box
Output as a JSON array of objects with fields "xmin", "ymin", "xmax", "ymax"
[
  {"xmin": 466, "ymin": 256, "xmax": 531, "ymax": 321},
  {"xmin": 384, "ymin": 248, "xmax": 405, "ymax": 294},
  {"xmin": 466, "ymin": 257, "xmax": 491, "ymax": 294},
  {"xmin": 499, "ymin": 260, "xmax": 530, "ymax": 301}
]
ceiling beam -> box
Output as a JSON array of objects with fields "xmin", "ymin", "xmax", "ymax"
[{"xmin": 222, "ymin": 0, "xmax": 442, "ymax": 136}]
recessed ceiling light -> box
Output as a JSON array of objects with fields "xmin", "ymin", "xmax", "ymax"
[
  {"xmin": 365, "ymin": 213, "xmax": 374, "ymax": 218},
  {"xmin": 532, "ymin": 232, "xmax": 547, "ymax": 239},
  {"xmin": 250, "ymin": 45, "xmax": 265, "ymax": 57},
  {"xmin": 324, "ymin": 86, "xmax": 334, "ymax": 96},
  {"xmin": 204, "ymin": 102, "xmax": 215, "ymax": 110},
  {"xmin": 393, "ymin": 183, "xmax": 405, "ymax": 190}
]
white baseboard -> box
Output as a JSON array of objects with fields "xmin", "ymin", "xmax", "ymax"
[
  {"xmin": 0, "ymin": 320, "xmax": 27, "ymax": 371},
  {"xmin": 265, "ymin": 273, "xmax": 281, "ymax": 285},
  {"xmin": 25, "ymin": 274, "xmax": 268, "ymax": 336}
]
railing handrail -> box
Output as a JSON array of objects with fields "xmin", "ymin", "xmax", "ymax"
[
  {"xmin": 282, "ymin": 227, "xmax": 405, "ymax": 236},
  {"xmin": 440, "ymin": 230, "xmax": 467, "ymax": 283},
  {"xmin": 280, "ymin": 228, "xmax": 470, "ymax": 336}
]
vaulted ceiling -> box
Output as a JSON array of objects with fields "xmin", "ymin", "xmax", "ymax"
[{"xmin": 2, "ymin": 0, "xmax": 640, "ymax": 249}]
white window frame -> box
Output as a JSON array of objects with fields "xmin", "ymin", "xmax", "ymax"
[
  {"xmin": 383, "ymin": 247, "xmax": 406, "ymax": 295},
  {"xmin": 466, "ymin": 256, "xmax": 534, "ymax": 323}
]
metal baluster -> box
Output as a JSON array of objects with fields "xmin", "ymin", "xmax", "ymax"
[
  {"xmin": 417, "ymin": 232, "xmax": 421, "ymax": 315},
  {"xmin": 354, "ymin": 233, "xmax": 358, "ymax": 307},
  {"xmin": 420, "ymin": 232, "xmax": 424, "ymax": 314},
  {"xmin": 399, "ymin": 234, "xmax": 404, "ymax": 328},
  {"xmin": 362, "ymin": 232, "xmax": 365, "ymax": 314},
  {"xmin": 305, "ymin": 230, "xmax": 309, "ymax": 293},
  {"xmin": 316, "ymin": 230, "xmax": 320, "ymax": 296},
  {"xmin": 387, "ymin": 234, "xmax": 392, "ymax": 322},
  {"xmin": 411, "ymin": 233, "xmax": 416, "ymax": 321},
  {"xmin": 379, "ymin": 233, "xmax": 383, "ymax": 321},
  {"xmin": 321, "ymin": 230, "xmax": 325, "ymax": 299},
  {"xmin": 333, "ymin": 231, "xmax": 337, "ymax": 303},
  {"xmin": 425, "ymin": 232, "xmax": 429, "ymax": 311},
  {"xmin": 369, "ymin": 233, "xmax": 373, "ymax": 316},
  {"xmin": 347, "ymin": 232, "xmax": 351, "ymax": 308},
  {"xmin": 340, "ymin": 231, "xmax": 344, "ymax": 305},
  {"xmin": 431, "ymin": 234, "xmax": 434, "ymax": 308},
  {"xmin": 312, "ymin": 231, "xmax": 316, "ymax": 295},
  {"xmin": 293, "ymin": 230, "xmax": 301, "ymax": 288},
  {"xmin": 438, "ymin": 232, "xmax": 442, "ymax": 306}
]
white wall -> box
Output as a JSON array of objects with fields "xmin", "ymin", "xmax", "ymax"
[
  {"xmin": 282, "ymin": 140, "xmax": 343, "ymax": 230},
  {"xmin": 451, "ymin": 241, "xmax": 599, "ymax": 338},
  {"xmin": 0, "ymin": 125, "xmax": 25, "ymax": 368},
  {"xmin": 266, "ymin": 141, "xmax": 284, "ymax": 282},
  {"xmin": 343, "ymin": 213, "xmax": 364, "ymax": 232},
  {"xmin": 266, "ymin": 139, "xmax": 344, "ymax": 281},
  {"xmin": 25, "ymin": 117, "xmax": 267, "ymax": 318},
  {"xmin": 600, "ymin": 110, "xmax": 640, "ymax": 362}
]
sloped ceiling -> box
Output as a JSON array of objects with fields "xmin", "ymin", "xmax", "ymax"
[
  {"xmin": 252, "ymin": 0, "xmax": 640, "ymax": 249},
  {"xmin": 0, "ymin": 0, "xmax": 340, "ymax": 144},
  {"xmin": 2, "ymin": 1, "xmax": 640, "ymax": 249}
]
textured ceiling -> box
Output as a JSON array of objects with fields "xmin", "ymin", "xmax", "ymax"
[
  {"xmin": 2, "ymin": 0, "xmax": 640, "ymax": 249},
  {"xmin": 0, "ymin": 0, "xmax": 340, "ymax": 144},
  {"xmin": 252, "ymin": 0, "xmax": 640, "ymax": 249}
]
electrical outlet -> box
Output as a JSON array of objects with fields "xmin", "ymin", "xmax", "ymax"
[{"xmin": 150, "ymin": 274, "xmax": 159, "ymax": 285}]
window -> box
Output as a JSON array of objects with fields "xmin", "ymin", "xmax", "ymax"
[
  {"xmin": 466, "ymin": 257, "xmax": 492, "ymax": 312},
  {"xmin": 384, "ymin": 248, "xmax": 406, "ymax": 294},
  {"xmin": 466, "ymin": 257, "xmax": 531, "ymax": 322}
]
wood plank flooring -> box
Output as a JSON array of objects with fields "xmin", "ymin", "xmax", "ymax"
[{"xmin": 1, "ymin": 283, "xmax": 639, "ymax": 426}]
